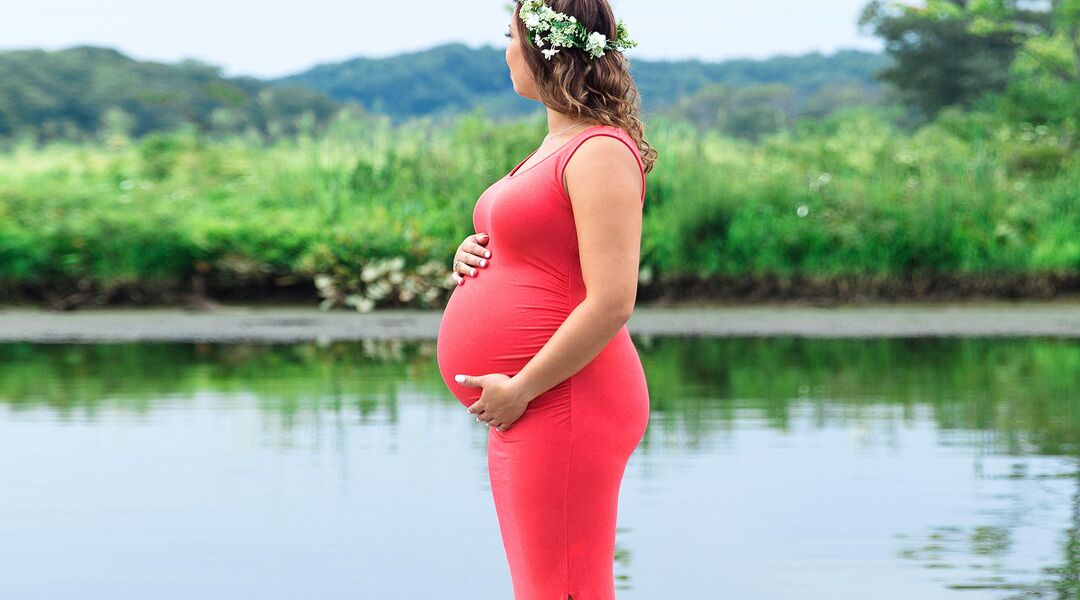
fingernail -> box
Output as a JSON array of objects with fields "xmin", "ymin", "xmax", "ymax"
[
  {"xmin": 454, "ymin": 374, "xmax": 465, "ymax": 383},
  {"xmin": 469, "ymin": 268, "xmax": 476, "ymax": 276},
  {"xmin": 484, "ymin": 250, "xmax": 491, "ymax": 258},
  {"xmin": 479, "ymin": 259, "xmax": 486, "ymax": 267}
]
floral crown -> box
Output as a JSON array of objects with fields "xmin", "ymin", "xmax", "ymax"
[{"xmin": 513, "ymin": 0, "xmax": 638, "ymax": 60}]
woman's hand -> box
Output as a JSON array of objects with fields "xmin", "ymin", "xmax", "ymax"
[
  {"xmin": 451, "ymin": 232, "xmax": 491, "ymax": 285},
  {"xmin": 457, "ymin": 373, "xmax": 531, "ymax": 431}
]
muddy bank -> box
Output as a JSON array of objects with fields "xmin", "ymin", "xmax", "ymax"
[
  {"xmin": 1, "ymin": 301, "xmax": 1079, "ymax": 343},
  {"xmin": 638, "ymin": 272, "xmax": 1080, "ymax": 305},
  {"xmin": 4, "ymin": 271, "xmax": 1080, "ymax": 311}
]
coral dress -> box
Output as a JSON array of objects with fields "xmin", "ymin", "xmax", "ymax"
[{"xmin": 436, "ymin": 125, "xmax": 650, "ymax": 599}]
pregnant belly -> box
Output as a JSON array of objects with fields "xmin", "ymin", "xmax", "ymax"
[{"xmin": 436, "ymin": 267, "xmax": 570, "ymax": 407}]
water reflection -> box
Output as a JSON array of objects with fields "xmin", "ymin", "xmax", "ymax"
[{"xmin": 0, "ymin": 338, "xmax": 1077, "ymax": 599}]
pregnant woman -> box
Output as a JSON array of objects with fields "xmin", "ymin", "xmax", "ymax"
[{"xmin": 435, "ymin": 1, "xmax": 656, "ymax": 598}]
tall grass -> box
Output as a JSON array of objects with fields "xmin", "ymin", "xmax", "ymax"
[{"xmin": 0, "ymin": 107, "xmax": 1077, "ymax": 308}]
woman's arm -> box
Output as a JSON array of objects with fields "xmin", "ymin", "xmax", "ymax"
[{"xmin": 508, "ymin": 135, "xmax": 645, "ymax": 403}]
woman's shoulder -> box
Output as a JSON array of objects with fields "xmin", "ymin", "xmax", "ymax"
[
  {"xmin": 585, "ymin": 124, "xmax": 633, "ymax": 142},
  {"xmin": 559, "ymin": 125, "xmax": 642, "ymax": 172},
  {"xmin": 556, "ymin": 124, "xmax": 646, "ymax": 205}
]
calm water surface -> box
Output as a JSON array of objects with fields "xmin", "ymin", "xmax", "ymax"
[{"xmin": 0, "ymin": 338, "xmax": 1077, "ymax": 599}]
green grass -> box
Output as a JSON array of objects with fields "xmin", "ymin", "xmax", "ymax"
[{"xmin": 1, "ymin": 107, "xmax": 1077, "ymax": 308}]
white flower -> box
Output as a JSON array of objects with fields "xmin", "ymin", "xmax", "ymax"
[
  {"xmin": 585, "ymin": 31, "xmax": 607, "ymax": 57},
  {"xmin": 538, "ymin": 6, "xmax": 558, "ymax": 22},
  {"xmin": 516, "ymin": 0, "xmax": 636, "ymax": 61}
]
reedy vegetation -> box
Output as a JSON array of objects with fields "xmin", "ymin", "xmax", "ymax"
[{"xmin": 0, "ymin": 106, "xmax": 1077, "ymax": 309}]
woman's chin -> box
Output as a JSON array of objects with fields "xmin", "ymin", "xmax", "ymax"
[{"xmin": 506, "ymin": 77, "xmax": 538, "ymax": 101}]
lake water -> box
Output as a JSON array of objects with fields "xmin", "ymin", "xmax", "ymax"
[{"xmin": 0, "ymin": 337, "xmax": 1077, "ymax": 599}]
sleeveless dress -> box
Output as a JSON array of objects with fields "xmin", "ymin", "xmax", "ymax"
[{"xmin": 435, "ymin": 124, "xmax": 650, "ymax": 600}]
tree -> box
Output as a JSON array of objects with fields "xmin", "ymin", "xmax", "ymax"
[
  {"xmin": 857, "ymin": 0, "xmax": 1052, "ymax": 120},
  {"xmin": 940, "ymin": 0, "xmax": 1080, "ymax": 127}
]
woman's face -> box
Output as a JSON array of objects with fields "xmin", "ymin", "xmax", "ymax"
[{"xmin": 506, "ymin": 14, "xmax": 539, "ymax": 100}]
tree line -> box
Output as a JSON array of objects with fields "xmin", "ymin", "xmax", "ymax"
[{"xmin": 1, "ymin": 1, "xmax": 1077, "ymax": 146}]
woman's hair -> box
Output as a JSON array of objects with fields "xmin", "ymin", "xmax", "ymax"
[{"xmin": 512, "ymin": 0, "xmax": 657, "ymax": 174}]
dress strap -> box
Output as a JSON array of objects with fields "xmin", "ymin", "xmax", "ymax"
[{"xmin": 554, "ymin": 125, "xmax": 646, "ymax": 206}]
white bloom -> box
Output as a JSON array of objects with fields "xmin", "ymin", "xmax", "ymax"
[
  {"xmin": 516, "ymin": 1, "xmax": 636, "ymax": 61},
  {"xmin": 586, "ymin": 31, "xmax": 607, "ymax": 57}
]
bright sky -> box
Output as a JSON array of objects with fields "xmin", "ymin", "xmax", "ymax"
[{"xmin": 0, "ymin": 0, "xmax": 884, "ymax": 78}]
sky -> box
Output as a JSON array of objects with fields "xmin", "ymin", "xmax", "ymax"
[{"xmin": 0, "ymin": 0, "xmax": 885, "ymax": 79}]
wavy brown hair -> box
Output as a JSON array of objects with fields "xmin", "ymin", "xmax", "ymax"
[{"xmin": 511, "ymin": 0, "xmax": 657, "ymax": 174}]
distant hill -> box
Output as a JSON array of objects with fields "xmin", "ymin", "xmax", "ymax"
[
  {"xmin": 0, "ymin": 43, "xmax": 893, "ymax": 143},
  {"xmin": 0, "ymin": 46, "xmax": 343, "ymax": 143},
  {"xmin": 274, "ymin": 42, "xmax": 892, "ymax": 121},
  {"xmin": 274, "ymin": 43, "xmax": 519, "ymax": 121}
]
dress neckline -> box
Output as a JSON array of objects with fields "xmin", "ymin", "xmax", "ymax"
[{"xmin": 505, "ymin": 125, "xmax": 609, "ymax": 179}]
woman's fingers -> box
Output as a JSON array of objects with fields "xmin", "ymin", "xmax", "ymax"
[
  {"xmin": 454, "ymin": 252, "xmax": 481, "ymax": 275},
  {"xmin": 476, "ymin": 413, "xmax": 494, "ymax": 424},
  {"xmin": 465, "ymin": 240, "xmax": 491, "ymax": 260},
  {"xmin": 450, "ymin": 255, "xmax": 471, "ymax": 285},
  {"xmin": 458, "ymin": 244, "xmax": 490, "ymax": 268},
  {"xmin": 453, "ymin": 250, "xmax": 488, "ymax": 277},
  {"xmin": 451, "ymin": 234, "xmax": 492, "ymax": 285}
]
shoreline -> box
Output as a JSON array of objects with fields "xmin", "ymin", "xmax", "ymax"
[{"xmin": 2, "ymin": 300, "xmax": 1079, "ymax": 342}]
